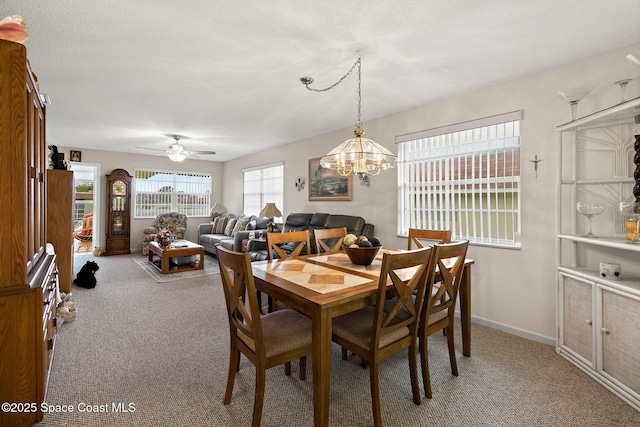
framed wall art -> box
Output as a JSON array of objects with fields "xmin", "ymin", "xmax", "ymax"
[
  {"xmin": 308, "ymin": 157, "xmax": 352, "ymax": 201},
  {"xmin": 70, "ymin": 150, "xmax": 82, "ymax": 162}
]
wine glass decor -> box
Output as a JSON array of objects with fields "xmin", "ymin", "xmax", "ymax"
[
  {"xmin": 558, "ymin": 85, "xmax": 595, "ymax": 121},
  {"xmin": 576, "ymin": 201, "xmax": 605, "ymax": 238}
]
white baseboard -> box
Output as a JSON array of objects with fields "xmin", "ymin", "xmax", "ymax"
[{"xmin": 461, "ymin": 313, "xmax": 556, "ymax": 346}]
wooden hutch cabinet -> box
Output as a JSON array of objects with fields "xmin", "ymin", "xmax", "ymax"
[
  {"xmin": 0, "ymin": 39, "xmax": 58, "ymax": 426},
  {"xmin": 104, "ymin": 168, "xmax": 132, "ymax": 255},
  {"xmin": 46, "ymin": 169, "xmax": 75, "ymax": 293}
]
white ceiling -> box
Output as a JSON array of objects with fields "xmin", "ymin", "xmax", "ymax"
[{"xmin": 2, "ymin": 1, "xmax": 639, "ymax": 162}]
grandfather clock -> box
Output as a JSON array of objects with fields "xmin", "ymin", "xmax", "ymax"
[{"xmin": 104, "ymin": 168, "xmax": 132, "ymax": 255}]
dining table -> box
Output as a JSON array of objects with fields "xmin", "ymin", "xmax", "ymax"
[{"xmin": 251, "ymin": 248, "xmax": 474, "ymax": 427}]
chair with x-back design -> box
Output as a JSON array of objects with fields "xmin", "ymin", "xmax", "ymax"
[
  {"xmin": 407, "ymin": 228, "xmax": 451, "ymax": 250},
  {"xmin": 216, "ymin": 245, "xmax": 312, "ymax": 427},
  {"xmin": 331, "ymin": 247, "xmax": 434, "ymax": 427},
  {"xmin": 266, "ymin": 230, "xmax": 311, "ymax": 260},
  {"xmin": 313, "ymin": 227, "xmax": 347, "ymax": 254},
  {"xmin": 419, "ymin": 240, "xmax": 469, "ymax": 398}
]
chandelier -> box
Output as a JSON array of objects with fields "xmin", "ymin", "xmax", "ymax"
[{"xmin": 300, "ymin": 57, "xmax": 397, "ymax": 177}]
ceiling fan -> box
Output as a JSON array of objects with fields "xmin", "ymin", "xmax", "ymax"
[{"xmin": 136, "ymin": 135, "xmax": 216, "ymax": 162}]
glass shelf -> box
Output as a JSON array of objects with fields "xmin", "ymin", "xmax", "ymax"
[
  {"xmin": 558, "ymin": 234, "xmax": 640, "ymax": 252},
  {"xmin": 556, "ymin": 96, "xmax": 640, "ymax": 131}
]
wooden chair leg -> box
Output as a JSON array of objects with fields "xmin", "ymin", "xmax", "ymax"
[
  {"xmin": 420, "ymin": 336, "xmax": 433, "ymax": 399},
  {"xmin": 299, "ymin": 356, "xmax": 306, "ymax": 381},
  {"xmin": 284, "ymin": 361, "xmax": 292, "ymax": 376},
  {"xmin": 408, "ymin": 343, "xmax": 421, "ymax": 405},
  {"xmin": 341, "ymin": 347, "xmax": 348, "ymax": 360},
  {"xmin": 447, "ymin": 323, "xmax": 458, "ymax": 376},
  {"xmin": 252, "ymin": 368, "xmax": 266, "ymax": 427},
  {"xmin": 256, "ymin": 291, "xmax": 265, "ymax": 314},
  {"xmin": 369, "ymin": 362, "xmax": 382, "ymax": 427},
  {"xmin": 224, "ymin": 343, "xmax": 240, "ymax": 405},
  {"xmin": 360, "ymin": 357, "xmax": 368, "ymax": 369}
]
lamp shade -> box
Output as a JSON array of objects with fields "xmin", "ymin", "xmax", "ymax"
[
  {"xmin": 321, "ymin": 127, "xmax": 397, "ymax": 176},
  {"xmin": 259, "ymin": 203, "xmax": 282, "ymax": 218},
  {"xmin": 210, "ymin": 202, "xmax": 228, "ymax": 215}
]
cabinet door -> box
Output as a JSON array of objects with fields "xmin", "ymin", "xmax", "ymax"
[
  {"xmin": 561, "ymin": 274, "xmax": 594, "ymax": 365},
  {"xmin": 601, "ymin": 289, "xmax": 640, "ymax": 396}
]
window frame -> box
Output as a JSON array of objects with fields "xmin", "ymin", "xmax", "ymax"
[
  {"xmin": 242, "ymin": 162, "xmax": 284, "ymax": 217},
  {"xmin": 133, "ymin": 168, "xmax": 212, "ymax": 219},
  {"xmin": 396, "ymin": 111, "xmax": 522, "ymax": 248}
]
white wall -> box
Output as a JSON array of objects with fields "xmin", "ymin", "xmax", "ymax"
[
  {"xmin": 222, "ymin": 43, "xmax": 640, "ymax": 344},
  {"xmin": 56, "ymin": 147, "xmax": 224, "ymax": 251}
]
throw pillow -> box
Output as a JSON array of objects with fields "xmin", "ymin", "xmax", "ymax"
[
  {"xmin": 214, "ymin": 217, "xmax": 228, "ymax": 234},
  {"xmin": 232, "ymin": 218, "xmax": 250, "ymax": 236},
  {"xmin": 247, "ymin": 219, "xmax": 257, "ymax": 230},
  {"xmin": 224, "ymin": 218, "xmax": 237, "ymax": 236}
]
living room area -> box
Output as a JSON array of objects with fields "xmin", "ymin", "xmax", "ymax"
[{"xmin": 1, "ymin": 1, "xmax": 640, "ymax": 426}]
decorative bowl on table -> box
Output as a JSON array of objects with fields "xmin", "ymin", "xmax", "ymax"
[{"xmin": 343, "ymin": 245, "xmax": 382, "ymax": 265}]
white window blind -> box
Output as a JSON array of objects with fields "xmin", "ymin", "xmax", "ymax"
[
  {"xmin": 243, "ymin": 162, "xmax": 284, "ymax": 216},
  {"xmin": 397, "ymin": 111, "xmax": 522, "ymax": 247},
  {"xmin": 134, "ymin": 169, "xmax": 212, "ymax": 218}
]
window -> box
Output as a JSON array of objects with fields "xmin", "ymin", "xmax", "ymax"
[
  {"xmin": 243, "ymin": 162, "xmax": 284, "ymax": 216},
  {"xmin": 397, "ymin": 111, "xmax": 522, "ymax": 247},
  {"xmin": 134, "ymin": 169, "xmax": 212, "ymax": 218}
]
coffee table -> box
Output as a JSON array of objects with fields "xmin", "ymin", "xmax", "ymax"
[{"xmin": 147, "ymin": 240, "xmax": 204, "ymax": 274}]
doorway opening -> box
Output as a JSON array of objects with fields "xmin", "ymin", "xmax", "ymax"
[{"xmin": 72, "ymin": 163, "xmax": 101, "ymax": 257}]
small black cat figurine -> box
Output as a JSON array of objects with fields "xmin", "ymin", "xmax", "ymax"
[
  {"xmin": 74, "ymin": 260, "xmax": 100, "ymax": 289},
  {"xmin": 48, "ymin": 145, "xmax": 66, "ymax": 170}
]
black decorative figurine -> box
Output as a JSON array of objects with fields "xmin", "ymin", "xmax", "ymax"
[{"xmin": 48, "ymin": 145, "xmax": 66, "ymax": 170}]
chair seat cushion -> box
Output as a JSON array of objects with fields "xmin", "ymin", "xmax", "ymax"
[
  {"xmin": 333, "ymin": 306, "xmax": 409, "ymax": 350},
  {"xmin": 239, "ymin": 309, "xmax": 312, "ymax": 358}
]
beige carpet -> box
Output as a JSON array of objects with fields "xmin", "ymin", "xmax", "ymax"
[
  {"xmin": 37, "ymin": 253, "xmax": 640, "ymax": 426},
  {"xmin": 133, "ymin": 254, "xmax": 219, "ymax": 282}
]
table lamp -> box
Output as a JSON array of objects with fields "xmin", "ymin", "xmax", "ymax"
[
  {"xmin": 259, "ymin": 203, "xmax": 282, "ymax": 233},
  {"xmin": 210, "ymin": 202, "xmax": 228, "ymax": 219}
]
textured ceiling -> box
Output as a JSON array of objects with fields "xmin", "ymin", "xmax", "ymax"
[{"xmin": 2, "ymin": 1, "xmax": 639, "ymax": 161}]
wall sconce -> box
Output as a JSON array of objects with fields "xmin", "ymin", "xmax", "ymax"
[
  {"xmin": 295, "ymin": 177, "xmax": 305, "ymax": 191},
  {"xmin": 359, "ymin": 173, "xmax": 371, "ymax": 187}
]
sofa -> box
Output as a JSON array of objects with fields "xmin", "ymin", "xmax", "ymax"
[
  {"xmin": 246, "ymin": 212, "xmax": 375, "ymax": 261},
  {"xmin": 141, "ymin": 212, "xmax": 187, "ymax": 255},
  {"xmin": 197, "ymin": 214, "xmax": 271, "ymax": 255}
]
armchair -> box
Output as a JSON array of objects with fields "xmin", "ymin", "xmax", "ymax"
[{"xmin": 141, "ymin": 212, "xmax": 187, "ymax": 255}]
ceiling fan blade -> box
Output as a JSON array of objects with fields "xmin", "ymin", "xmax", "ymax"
[
  {"xmin": 187, "ymin": 150, "xmax": 216, "ymax": 155},
  {"xmin": 135, "ymin": 146, "xmax": 166, "ymax": 152}
]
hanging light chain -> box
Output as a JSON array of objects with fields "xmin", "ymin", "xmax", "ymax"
[{"xmin": 302, "ymin": 57, "xmax": 362, "ymax": 129}]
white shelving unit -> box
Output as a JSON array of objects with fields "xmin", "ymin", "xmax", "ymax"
[{"xmin": 556, "ymin": 96, "xmax": 640, "ymax": 411}]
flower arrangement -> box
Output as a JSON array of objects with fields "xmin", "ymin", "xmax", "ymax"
[{"xmin": 155, "ymin": 229, "xmax": 173, "ymax": 247}]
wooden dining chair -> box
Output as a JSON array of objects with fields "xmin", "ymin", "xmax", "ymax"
[
  {"xmin": 419, "ymin": 240, "xmax": 469, "ymax": 399},
  {"xmin": 331, "ymin": 247, "xmax": 434, "ymax": 427},
  {"xmin": 266, "ymin": 230, "xmax": 311, "ymax": 260},
  {"xmin": 215, "ymin": 245, "xmax": 313, "ymax": 427},
  {"xmin": 407, "ymin": 228, "xmax": 452, "ymax": 249},
  {"xmin": 313, "ymin": 227, "xmax": 347, "ymax": 254}
]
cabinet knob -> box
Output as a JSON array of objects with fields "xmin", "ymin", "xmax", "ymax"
[
  {"xmin": 585, "ymin": 319, "xmax": 592, "ymax": 325},
  {"xmin": 601, "ymin": 327, "xmax": 610, "ymax": 335}
]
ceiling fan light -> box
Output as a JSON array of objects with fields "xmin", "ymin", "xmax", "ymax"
[{"xmin": 168, "ymin": 152, "xmax": 186, "ymax": 162}]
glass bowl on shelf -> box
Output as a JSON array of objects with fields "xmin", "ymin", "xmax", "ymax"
[
  {"xmin": 620, "ymin": 200, "xmax": 640, "ymax": 244},
  {"xmin": 576, "ymin": 201, "xmax": 605, "ymax": 238}
]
